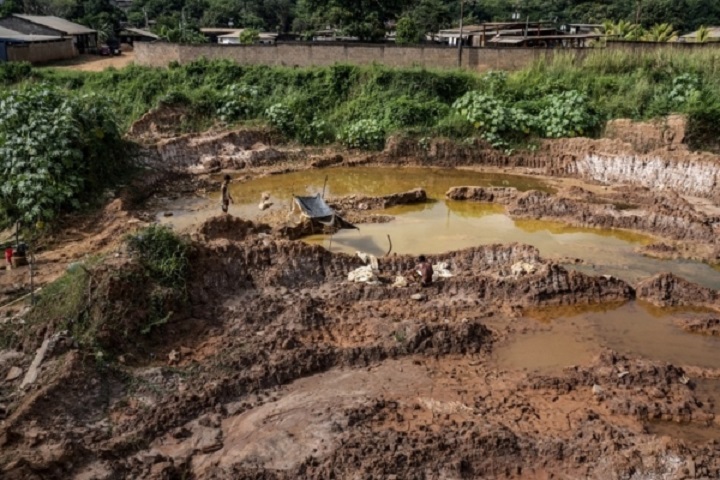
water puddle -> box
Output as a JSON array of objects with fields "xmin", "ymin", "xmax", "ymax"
[
  {"xmin": 493, "ymin": 325, "xmax": 599, "ymax": 372},
  {"xmin": 158, "ymin": 167, "xmax": 720, "ymax": 289},
  {"xmin": 496, "ymin": 302, "xmax": 720, "ymax": 373}
]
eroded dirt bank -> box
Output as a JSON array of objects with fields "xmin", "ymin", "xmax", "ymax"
[
  {"xmin": 1, "ymin": 115, "xmax": 720, "ymax": 479},
  {"xmin": 136, "ymin": 113, "xmax": 720, "ymax": 264},
  {"xmin": 1, "ymin": 214, "xmax": 720, "ymax": 479}
]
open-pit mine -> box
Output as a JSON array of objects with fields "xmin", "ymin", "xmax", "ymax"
[{"xmin": 2, "ymin": 112, "xmax": 720, "ymax": 479}]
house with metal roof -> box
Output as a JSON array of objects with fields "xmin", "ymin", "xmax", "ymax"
[
  {"xmin": 0, "ymin": 25, "xmax": 76, "ymax": 62},
  {"xmin": 119, "ymin": 27, "xmax": 159, "ymax": 45},
  {"xmin": 0, "ymin": 14, "xmax": 97, "ymax": 53}
]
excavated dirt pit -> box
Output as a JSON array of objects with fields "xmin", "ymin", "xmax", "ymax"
[
  {"xmin": 6, "ymin": 122, "xmax": 720, "ymax": 479},
  {"xmin": 157, "ymin": 167, "xmax": 720, "ymax": 289}
]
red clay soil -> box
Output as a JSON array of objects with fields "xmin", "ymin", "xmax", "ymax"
[{"xmin": 2, "ymin": 116, "xmax": 720, "ymax": 479}]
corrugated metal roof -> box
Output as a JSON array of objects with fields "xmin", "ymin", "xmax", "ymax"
[
  {"xmin": 218, "ymin": 30, "xmax": 278, "ymax": 39},
  {"xmin": 13, "ymin": 14, "xmax": 96, "ymax": 35},
  {"xmin": 0, "ymin": 25, "xmax": 64, "ymax": 42},
  {"xmin": 122, "ymin": 27, "xmax": 159, "ymax": 39}
]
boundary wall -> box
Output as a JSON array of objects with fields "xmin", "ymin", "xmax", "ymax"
[{"xmin": 134, "ymin": 41, "xmax": 720, "ymax": 71}]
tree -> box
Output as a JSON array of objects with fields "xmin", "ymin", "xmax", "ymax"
[
  {"xmin": 411, "ymin": 0, "xmax": 450, "ymax": 35},
  {"xmin": 695, "ymin": 25, "xmax": 710, "ymax": 43},
  {"xmin": 395, "ymin": 15, "xmax": 422, "ymax": 43},
  {"xmin": 239, "ymin": 28, "xmax": 260, "ymax": 43},
  {"xmin": 641, "ymin": 22, "xmax": 678, "ymax": 41},
  {"xmin": 0, "ymin": 87, "xmax": 129, "ymax": 225}
]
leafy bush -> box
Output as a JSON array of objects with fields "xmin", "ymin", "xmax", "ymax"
[
  {"xmin": 0, "ymin": 86, "xmax": 130, "ymax": 225},
  {"xmin": 0, "ymin": 61, "xmax": 32, "ymax": 85},
  {"xmin": 339, "ymin": 119, "xmax": 386, "ymax": 150},
  {"xmin": 126, "ymin": 225, "xmax": 190, "ymax": 289},
  {"xmin": 535, "ymin": 90, "xmax": 598, "ymax": 138},
  {"xmin": 265, "ymin": 103, "xmax": 296, "ymax": 135},
  {"xmin": 667, "ymin": 73, "xmax": 701, "ymax": 106},
  {"xmin": 217, "ymin": 84, "xmax": 260, "ymax": 123},
  {"xmin": 452, "ymin": 91, "xmax": 530, "ymax": 147},
  {"xmin": 298, "ymin": 118, "xmax": 335, "ymax": 145},
  {"xmin": 239, "ymin": 28, "xmax": 260, "ymax": 45},
  {"xmin": 385, "ymin": 95, "xmax": 449, "ymax": 129}
]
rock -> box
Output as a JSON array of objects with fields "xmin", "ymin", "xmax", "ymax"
[
  {"xmin": 163, "ymin": 212, "xmax": 174, "ymax": 217},
  {"xmin": 168, "ymin": 350, "xmax": 180, "ymax": 364},
  {"xmin": 20, "ymin": 337, "xmax": 51, "ymax": 389},
  {"xmin": 5, "ymin": 366, "xmax": 22, "ymax": 381},
  {"xmin": 411, "ymin": 293, "xmax": 427, "ymax": 301},
  {"xmin": 592, "ymin": 384, "xmax": 604, "ymax": 396}
]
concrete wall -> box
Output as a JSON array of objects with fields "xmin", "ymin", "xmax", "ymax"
[
  {"xmin": 134, "ymin": 41, "xmax": 720, "ymax": 71},
  {"xmin": 7, "ymin": 38, "xmax": 76, "ymax": 63},
  {"xmin": 134, "ymin": 42, "xmax": 564, "ymax": 71}
]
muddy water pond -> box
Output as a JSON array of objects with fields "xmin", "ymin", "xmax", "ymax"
[
  {"xmin": 495, "ymin": 302, "xmax": 720, "ymax": 372},
  {"xmin": 160, "ymin": 167, "xmax": 720, "ymax": 288}
]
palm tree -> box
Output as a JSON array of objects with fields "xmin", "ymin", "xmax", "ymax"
[
  {"xmin": 641, "ymin": 23, "xmax": 678, "ymax": 42},
  {"xmin": 602, "ymin": 20, "xmax": 644, "ymax": 41},
  {"xmin": 624, "ymin": 23, "xmax": 645, "ymax": 41},
  {"xmin": 696, "ymin": 25, "xmax": 710, "ymax": 43}
]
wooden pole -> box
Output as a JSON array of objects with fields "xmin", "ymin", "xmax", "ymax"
[{"xmin": 457, "ymin": 0, "xmax": 464, "ymax": 68}]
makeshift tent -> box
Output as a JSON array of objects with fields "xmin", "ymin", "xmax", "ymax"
[{"xmin": 292, "ymin": 194, "xmax": 358, "ymax": 230}]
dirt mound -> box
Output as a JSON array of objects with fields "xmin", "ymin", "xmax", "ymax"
[
  {"xmin": 198, "ymin": 215, "xmax": 271, "ymax": 242},
  {"xmin": 127, "ymin": 104, "xmax": 193, "ymax": 143},
  {"xmin": 330, "ymin": 188, "xmax": 427, "ymax": 211},
  {"xmin": 445, "ymin": 186, "xmax": 518, "ymax": 204},
  {"xmin": 636, "ymin": 272, "xmax": 719, "ymax": 309},
  {"xmin": 604, "ymin": 115, "xmax": 686, "ymax": 153},
  {"xmin": 675, "ymin": 316, "xmax": 720, "ymax": 336}
]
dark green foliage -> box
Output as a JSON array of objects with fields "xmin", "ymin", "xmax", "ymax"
[
  {"xmin": 395, "ymin": 15, "xmax": 423, "ymax": 44},
  {"xmin": 126, "ymin": 225, "xmax": 190, "ymax": 289},
  {"xmin": 0, "ymin": 62, "xmax": 33, "ymax": 85},
  {"xmin": 0, "ymin": 86, "xmax": 131, "ymax": 226},
  {"xmin": 15, "ymin": 49, "xmax": 720, "ymax": 154}
]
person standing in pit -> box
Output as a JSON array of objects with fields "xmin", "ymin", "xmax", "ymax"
[
  {"xmin": 416, "ymin": 255, "xmax": 434, "ymax": 287},
  {"xmin": 4, "ymin": 244, "xmax": 12, "ymax": 270},
  {"xmin": 221, "ymin": 174, "xmax": 234, "ymax": 213}
]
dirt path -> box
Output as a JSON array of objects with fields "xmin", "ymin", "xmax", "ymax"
[{"xmin": 41, "ymin": 51, "xmax": 134, "ymax": 72}]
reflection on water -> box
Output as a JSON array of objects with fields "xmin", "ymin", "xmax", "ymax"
[
  {"xmin": 159, "ymin": 166, "xmax": 720, "ymax": 289},
  {"xmin": 306, "ymin": 201, "xmax": 720, "ymax": 289},
  {"xmin": 588, "ymin": 302, "xmax": 720, "ymax": 369}
]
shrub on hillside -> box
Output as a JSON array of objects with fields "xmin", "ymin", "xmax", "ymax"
[
  {"xmin": 535, "ymin": 90, "xmax": 598, "ymax": 138},
  {"xmin": 452, "ymin": 91, "xmax": 531, "ymax": 147},
  {"xmin": 217, "ymin": 84, "xmax": 260, "ymax": 123},
  {"xmin": 0, "ymin": 86, "xmax": 131, "ymax": 226},
  {"xmin": 339, "ymin": 119, "xmax": 386, "ymax": 150}
]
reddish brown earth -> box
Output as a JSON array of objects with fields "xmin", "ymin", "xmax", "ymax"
[{"xmin": 1, "ymin": 115, "xmax": 720, "ymax": 479}]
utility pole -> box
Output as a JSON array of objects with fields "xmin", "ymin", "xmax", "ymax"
[{"xmin": 457, "ymin": 0, "xmax": 464, "ymax": 68}]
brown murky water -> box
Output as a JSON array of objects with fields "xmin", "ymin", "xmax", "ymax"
[
  {"xmin": 159, "ymin": 167, "xmax": 720, "ymax": 288},
  {"xmin": 495, "ymin": 302, "xmax": 720, "ymax": 372}
]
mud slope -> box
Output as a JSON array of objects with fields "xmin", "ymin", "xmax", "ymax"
[{"xmin": 2, "ymin": 217, "xmax": 720, "ymax": 479}]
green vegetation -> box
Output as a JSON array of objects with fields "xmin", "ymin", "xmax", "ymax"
[
  {"xmin": 126, "ymin": 224, "xmax": 190, "ymax": 290},
  {"xmin": 6, "ymin": 0, "xmax": 720, "ymax": 39},
  {"xmin": 0, "ymin": 85, "xmax": 132, "ymax": 228},
  {"xmin": 1, "ymin": 49, "xmax": 720, "ymax": 226},
  {"xmin": 4, "ymin": 48, "xmax": 720, "ymax": 151},
  {"xmin": 239, "ymin": 28, "xmax": 261, "ymax": 45},
  {"xmin": 0, "ymin": 226, "xmax": 191, "ymax": 354}
]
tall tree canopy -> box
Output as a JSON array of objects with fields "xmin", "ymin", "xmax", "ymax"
[{"xmin": 5, "ymin": 0, "xmax": 720, "ymax": 37}]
